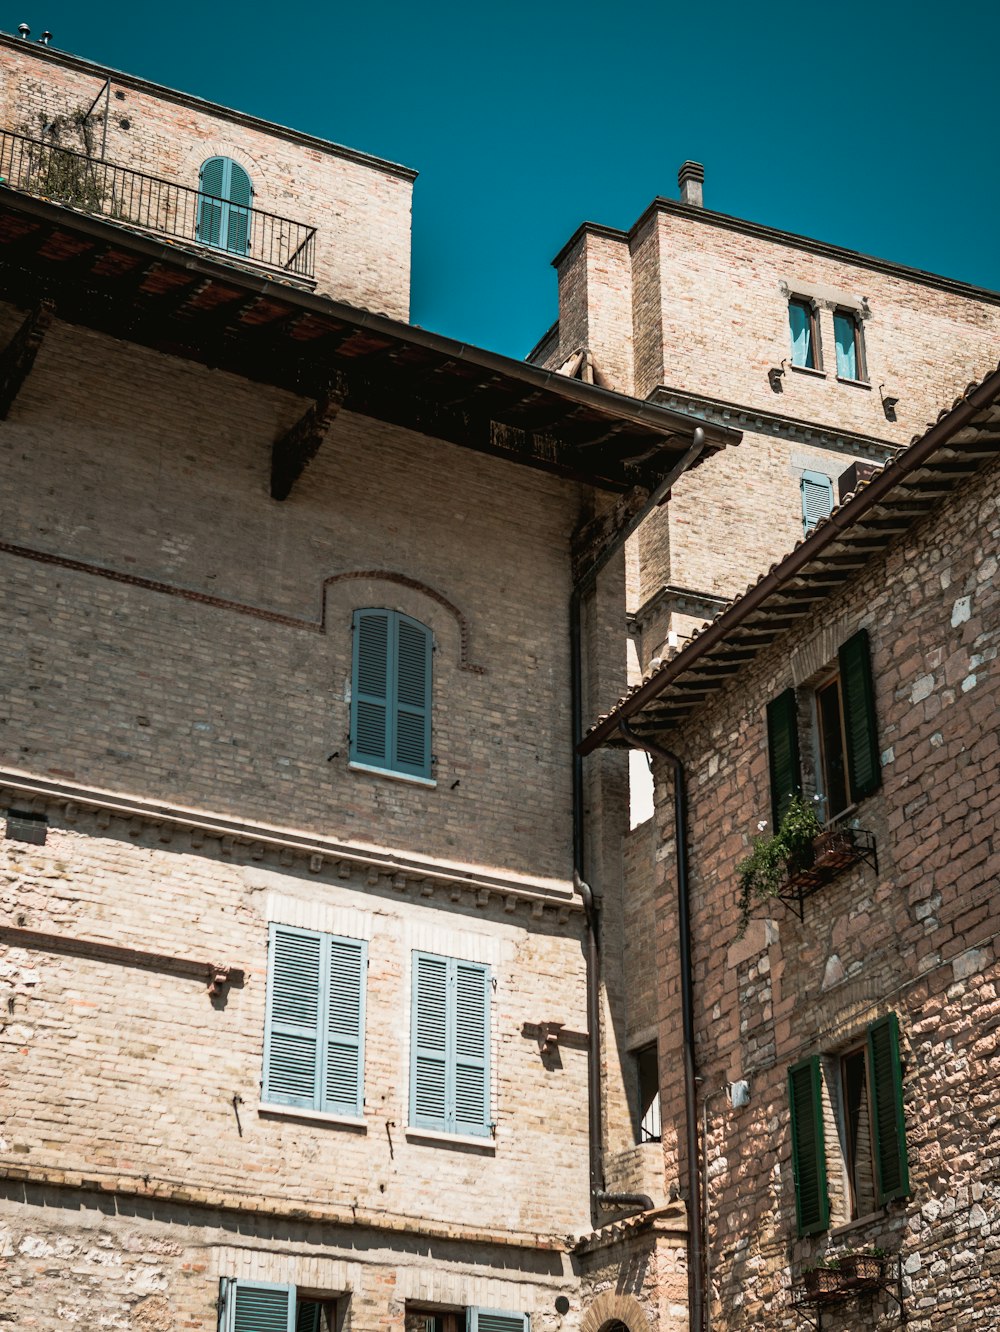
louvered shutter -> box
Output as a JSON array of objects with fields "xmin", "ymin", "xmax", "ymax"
[
  {"xmin": 263, "ymin": 926, "xmax": 323, "ymax": 1108},
  {"xmin": 351, "ymin": 610, "xmax": 391, "ymax": 768},
  {"xmin": 468, "ymin": 1311, "xmax": 529, "ymax": 1332},
  {"xmin": 226, "ymin": 1281, "xmax": 295, "ymax": 1332},
  {"xmin": 867, "ymin": 1013, "xmax": 909, "ymax": 1204},
  {"xmin": 324, "ymin": 936, "xmax": 366, "ymax": 1116},
  {"xmin": 800, "ymin": 471, "xmax": 834, "ymax": 533},
  {"xmin": 393, "ymin": 615, "xmax": 432, "ymax": 778},
  {"xmin": 225, "ymin": 160, "xmax": 253, "ymax": 256},
  {"xmin": 788, "ymin": 1057, "xmax": 829, "ymax": 1236},
  {"xmin": 197, "ymin": 157, "xmax": 226, "ymax": 246},
  {"xmin": 453, "ymin": 961, "xmax": 490, "ymax": 1133},
  {"xmin": 766, "ymin": 689, "xmax": 802, "ymax": 827},
  {"xmin": 411, "ymin": 953, "xmax": 449, "ymax": 1129},
  {"xmin": 839, "ymin": 629, "xmax": 881, "ymax": 802},
  {"xmin": 296, "ymin": 1302, "xmax": 323, "ymax": 1332}
]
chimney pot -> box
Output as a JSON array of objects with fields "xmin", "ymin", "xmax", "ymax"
[
  {"xmin": 17, "ymin": 22, "xmax": 30, "ymax": 38},
  {"xmin": 678, "ymin": 160, "xmax": 705, "ymax": 208}
]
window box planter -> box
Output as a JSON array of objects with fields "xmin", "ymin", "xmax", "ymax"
[
  {"xmin": 800, "ymin": 1266, "xmax": 844, "ymax": 1301},
  {"xmin": 779, "ymin": 824, "xmax": 878, "ymax": 918},
  {"xmin": 838, "ymin": 1253, "xmax": 885, "ymax": 1288}
]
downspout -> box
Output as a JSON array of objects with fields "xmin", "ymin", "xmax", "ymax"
[
  {"xmin": 617, "ymin": 717, "xmax": 704, "ymax": 1332},
  {"xmin": 571, "ymin": 428, "xmax": 705, "ymax": 1227}
]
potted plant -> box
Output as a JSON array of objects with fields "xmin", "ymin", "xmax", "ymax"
[
  {"xmin": 838, "ymin": 1247, "xmax": 886, "ymax": 1287},
  {"xmin": 800, "ymin": 1256, "xmax": 843, "ymax": 1299},
  {"xmin": 736, "ymin": 795, "xmax": 823, "ymax": 935}
]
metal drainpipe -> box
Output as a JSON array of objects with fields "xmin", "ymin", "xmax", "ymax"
[
  {"xmin": 618, "ymin": 717, "xmax": 704, "ymax": 1332},
  {"xmin": 571, "ymin": 428, "xmax": 706, "ymax": 1227}
]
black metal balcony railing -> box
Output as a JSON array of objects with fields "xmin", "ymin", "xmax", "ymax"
[{"xmin": 0, "ymin": 128, "xmax": 317, "ymax": 279}]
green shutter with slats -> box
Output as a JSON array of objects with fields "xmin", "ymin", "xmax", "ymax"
[
  {"xmin": 767, "ymin": 688, "xmax": 802, "ymax": 827},
  {"xmin": 263, "ymin": 925, "xmax": 366, "ymax": 1116},
  {"xmin": 296, "ymin": 1301, "xmax": 323, "ymax": 1332},
  {"xmin": 839, "ymin": 629, "xmax": 881, "ymax": 802},
  {"xmin": 197, "ymin": 157, "xmax": 225, "ymax": 247},
  {"xmin": 800, "ymin": 470, "xmax": 834, "ymax": 533},
  {"xmin": 226, "ymin": 1280, "xmax": 295, "ymax": 1332},
  {"xmin": 867, "ymin": 1013, "xmax": 909, "ymax": 1204},
  {"xmin": 351, "ymin": 610, "xmax": 432, "ymax": 779},
  {"xmin": 411, "ymin": 953, "xmax": 490, "ymax": 1135},
  {"xmin": 788, "ymin": 1056, "xmax": 829, "ymax": 1236},
  {"xmin": 197, "ymin": 156, "xmax": 253, "ymax": 255},
  {"xmin": 468, "ymin": 1311, "xmax": 529, "ymax": 1332},
  {"xmin": 225, "ymin": 159, "xmax": 252, "ymax": 256}
]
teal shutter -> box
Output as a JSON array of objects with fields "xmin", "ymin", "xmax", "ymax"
[
  {"xmin": 351, "ymin": 610, "xmax": 432, "ymax": 778},
  {"xmin": 411, "ymin": 952, "xmax": 449, "ymax": 1129},
  {"xmin": 839, "ymin": 629, "xmax": 881, "ymax": 802},
  {"xmin": 226, "ymin": 1281, "xmax": 295, "ymax": 1332},
  {"xmin": 393, "ymin": 614, "xmax": 432, "ymax": 778},
  {"xmin": 296, "ymin": 1302, "xmax": 323, "ymax": 1332},
  {"xmin": 225, "ymin": 159, "xmax": 252, "ymax": 256},
  {"xmin": 800, "ymin": 470, "xmax": 834, "ymax": 533},
  {"xmin": 867, "ymin": 1013, "xmax": 910, "ymax": 1204},
  {"xmin": 263, "ymin": 925, "xmax": 323, "ymax": 1108},
  {"xmin": 766, "ymin": 689, "xmax": 802, "ymax": 827},
  {"xmin": 197, "ymin": 156, "xmax": 253, "ymax": 255},
  {"xmin": 454, "ymin": 961, "xmax": 490, "ymax": 1132},
  {"xmin": 197, "ymin": 157, "xmax": 225, "ymax": 246},
  {"xmin": 468, "ymin": 1311, "xmax": 529, "ymax": 1332},
  {"xmin": 788, "ymin": 1057, "xmax": 829, "ymax": 1236},
  {"xmin": 324, "ymin": 936, "xmax": 367, "ymax": 1116},
  {"xmin": 352, "ymin": 610, "xmax": 391, "ymax": 767}
]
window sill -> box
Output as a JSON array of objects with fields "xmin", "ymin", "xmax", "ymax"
[
  {"xmin": 257, "ymin": 1102, "xmax": 367, "ymax": 1131},
  {"xmin": 405, "ymin": 1126, "xmax": 496, "ymax": 1152},
  {"xmin": 836, "ymin": 376, "xmax": 871, "ymax": 389},
  {"xmin": 349, "ymin": 762, "xmax": 437, "ymax": 789},
  {"xmin": 830, "ymin": 1208, "xmax": 887, "ymax": 1238},
  {"xmin": 789, "ymin": 363, "xmax": 827, "ymax": 379}
]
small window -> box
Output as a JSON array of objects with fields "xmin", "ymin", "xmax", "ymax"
[
  {"xmin": 766, "ymin": 629, "xmax": 880, "ymax": 826},
  {"xmin": 635, "ymin": 1042, "xmax": 661, "ymax": 1143},
  {"xmin": 406, "ymin": 1307, "xmax": 528, "ymax": 1332},
  {"xmin": 351, "ymin": 609, "xmax": 433, "ymax": 779},
  {"xmin": 410, "ymin": 952, "xmax": 491, "ymax": 1136},
  {"xmin": 800, "ymin": 470, "xmax": 834, "ymax": 534},
  {"xmin": 197, "ymin": 156, "xmax": 253, "ymax": 256},
  {"xmin": 262, "ymin": 924, "xmax": 367, "ymax": 1116},
  {"xmin": 788, "ymin": 298, "xmax": 820, "ymax": 369},
  {"xmin": 788, "ymin": 1014, "xmax": 909, "ymax": 1236},
  {"xmin": 220, "ymin": 1279, "xmax": 336, "ymax": 1331},
  {"xmin": 834, "ymin": 308, "xmax": 866, "ymax": 381}
]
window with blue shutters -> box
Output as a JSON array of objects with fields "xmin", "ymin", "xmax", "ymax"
[
  {"xmin": 468, "ymin": 1310, "xmax": 529, "ymax": 1332},
  {"xmin": 800, "ymin": 470, "xmax": 834, "ymax": 534},
  {"xmin": 262, "ymin": 924, "xmax": 366, "ymax": 1117},
  {"xmin": 410, "ymin": 952, "xmax": 490, "ymax": 1136},
  {"xmin": 220, "ymin": 1280, "xmax": 332, "ymax": 1332},
  {"xmin": 351, "ymin": 609, "xmax": 433, "ymax": 780},
  {"xmin": 197, "ymin": 156, "xmax": 253, "ymax": 256}
]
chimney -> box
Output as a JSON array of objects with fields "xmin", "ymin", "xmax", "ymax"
[{"xmin": 678, "ymin": 161, "xmax": 704, "ymax": 208}]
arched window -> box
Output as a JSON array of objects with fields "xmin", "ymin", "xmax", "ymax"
[{"xmin": 196, "ymin": 156, "xmax": 253, "ymax": 256}]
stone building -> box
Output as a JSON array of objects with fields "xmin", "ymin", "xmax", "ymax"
[
  {"xmin": 581, "ymin": 368, "xmax": 1000, "ymax": 1329},
  {"xmin": 0, "ymin": 31, "xmax": 740, "ymax": 1332}
]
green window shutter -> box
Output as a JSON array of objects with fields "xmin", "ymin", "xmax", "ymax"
[
  {"xmin": 767, "ymin": 689, "xmax": 802, "ymax": 827},
  {"xmin": 800, "ymin": 470, "xmax": 834, "ymax": 533},
  {"xmin": 788, "ymin": 1057, "xmax": 829, "ymax": 1236},
  {"xmin": 351, "ymin": 610, "xmax": 391, "ymax": 768},
  {"xmin": 453, "ymin": 961, "xmax": 490, "ymax": 1133},
  {"xmin": 468, "ymin": 1311, "xmax": 529, "ymax": 1332},
  {"xmin": 197, "ymin": 157, "xmax": 226, "ymax": 246},
  {"xmin": 225, "ymin": 159, "xmax": 253, "ymax": 256},
  {"xmin": 393, "ymin": 614, "xmax": 432, "ymax": 778},
  {"xmin": 226, "ymin": 1281, "xmax": 295, "ymax": 1332},
  {"xmin": 196, "ymin": 156, "xmax": 253, "ymax": 255},
  {"xmin": 263, "ymin": 925, "xmax": 324, "ymax": 1108},
  {"xmin": 839, "ymin": 629, "xmax": 881, "ymax": 802},
  {"xmin": 867, "ymin": 1013, "xmax": 910, "ymax": 1204},
  {"xmin": 296, "ymin": 1302, "xmax": 323, "ymax": 1332},
  {"xmin": 411, "ymin": 952, "xmax": 449, "ymax": 1129},
  {"xmin": 323, "ymin": 936, "xmax": 367, "ymax": 1117}
]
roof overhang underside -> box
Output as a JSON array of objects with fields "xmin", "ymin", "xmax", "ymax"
[
  {"xmin": 0, "ymin": 189, "xmax": 739, "ymax": 494},
  {"xmin": 581, "ymin": 369, "xmax": 1000, "ymax": 751}
]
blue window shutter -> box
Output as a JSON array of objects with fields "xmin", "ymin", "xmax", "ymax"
[
  {"xmin": 197, "ymin": 156, "xmax": 253, "ymax": 255},
  {"xmin": 468, "ymin": 1310, "xmax": 529, "ymax": 1332},
  {"xmin": 411, "ymin": 952, "xmax": 449, "ymax": 1129},
  {"xmin": 263, "ymin": 925, "xmax": 324, "ymax": 1108},
  {"xmin": 226, "ymin": 1281, "xmax": 295, "ymax": 1332},
  {"xmin": 323, "ymin": 936, "xmax": 367, "ymax": 1116},
  {"xmin": 393, "ymin": 614, "xmax": 432, "ymax": 778},
  {"xmin": 352, "ymin": 610, "xmax": 391, "ymax": 767},
  {"xmin": 453, "ymin": 961, "xmax": 490, "ymax": 1134},
  {"xmin": 197, "ymin": 157, "xmax": 226, "ymax": 246},
  {"xmin": 800, "ymin": 470, "xmax": 834, "ymax": 534},
  {"xmin": 225, "ymin": 160, "xmax": 253, "ymax": 256}
]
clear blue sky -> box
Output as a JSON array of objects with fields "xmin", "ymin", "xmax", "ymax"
[{"xmin": 8, "ymin": 1, "xmax": 1000, "ymax": 359}]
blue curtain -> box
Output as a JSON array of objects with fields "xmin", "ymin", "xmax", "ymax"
[
  {"xmin": 789, "ymin": 301, "xmax": 814, "ymax": 368},
  {"xmin": 835, "ymin": 312, "xmax": 858, "ymax": 379}
]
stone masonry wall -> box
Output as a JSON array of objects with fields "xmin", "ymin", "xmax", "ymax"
[
  {"xmin": 644, "ymin": 451, "xmax": 1000, "ymax": 1328},
  {"xmin": 0, "ymin": 38, "xmax": 414, "ymax": 316}
]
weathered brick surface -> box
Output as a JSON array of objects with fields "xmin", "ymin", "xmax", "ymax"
[
  {"xmin": 637, "ymin": 452, "xmax": 1000, "ymax": 1328},
  {"xmin": 0, "ymin": 37, "xmax": 414, "ymax": 317}
]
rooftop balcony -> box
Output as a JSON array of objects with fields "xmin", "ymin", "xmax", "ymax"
[{"xmin": 0, "ymin": 127, "xmax": 317, "ymax": 282}]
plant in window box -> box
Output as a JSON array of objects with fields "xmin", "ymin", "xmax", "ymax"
[
  {"xmin": 837, "ymin": 1247, "xmax": 887, "ymax": 1288},
  {"xmin": 736, "ymin": 795, "xmax": 823, "ymax": 936},
  {"xmin": 800, "ymin": 1256, "xmax": 845, "ymax": 1300}
]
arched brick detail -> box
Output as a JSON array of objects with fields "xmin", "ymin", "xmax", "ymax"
[{"xmin": 581, "ymin": 1293, "xmax": 652, "ymax": 1332}]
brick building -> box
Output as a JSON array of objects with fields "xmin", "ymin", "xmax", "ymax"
[
  {"xmin": 581, "ymin": 370, "xmax": 1000, "ymax": 1329},
  {"xmin": 0, "ymin": 32, "xmax": 741, "ymax": 1332}
]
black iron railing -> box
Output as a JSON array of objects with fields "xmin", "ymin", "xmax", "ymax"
[{"xmin": 0, "ymin": 128, "xmax": 317, "ymax": 279}]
